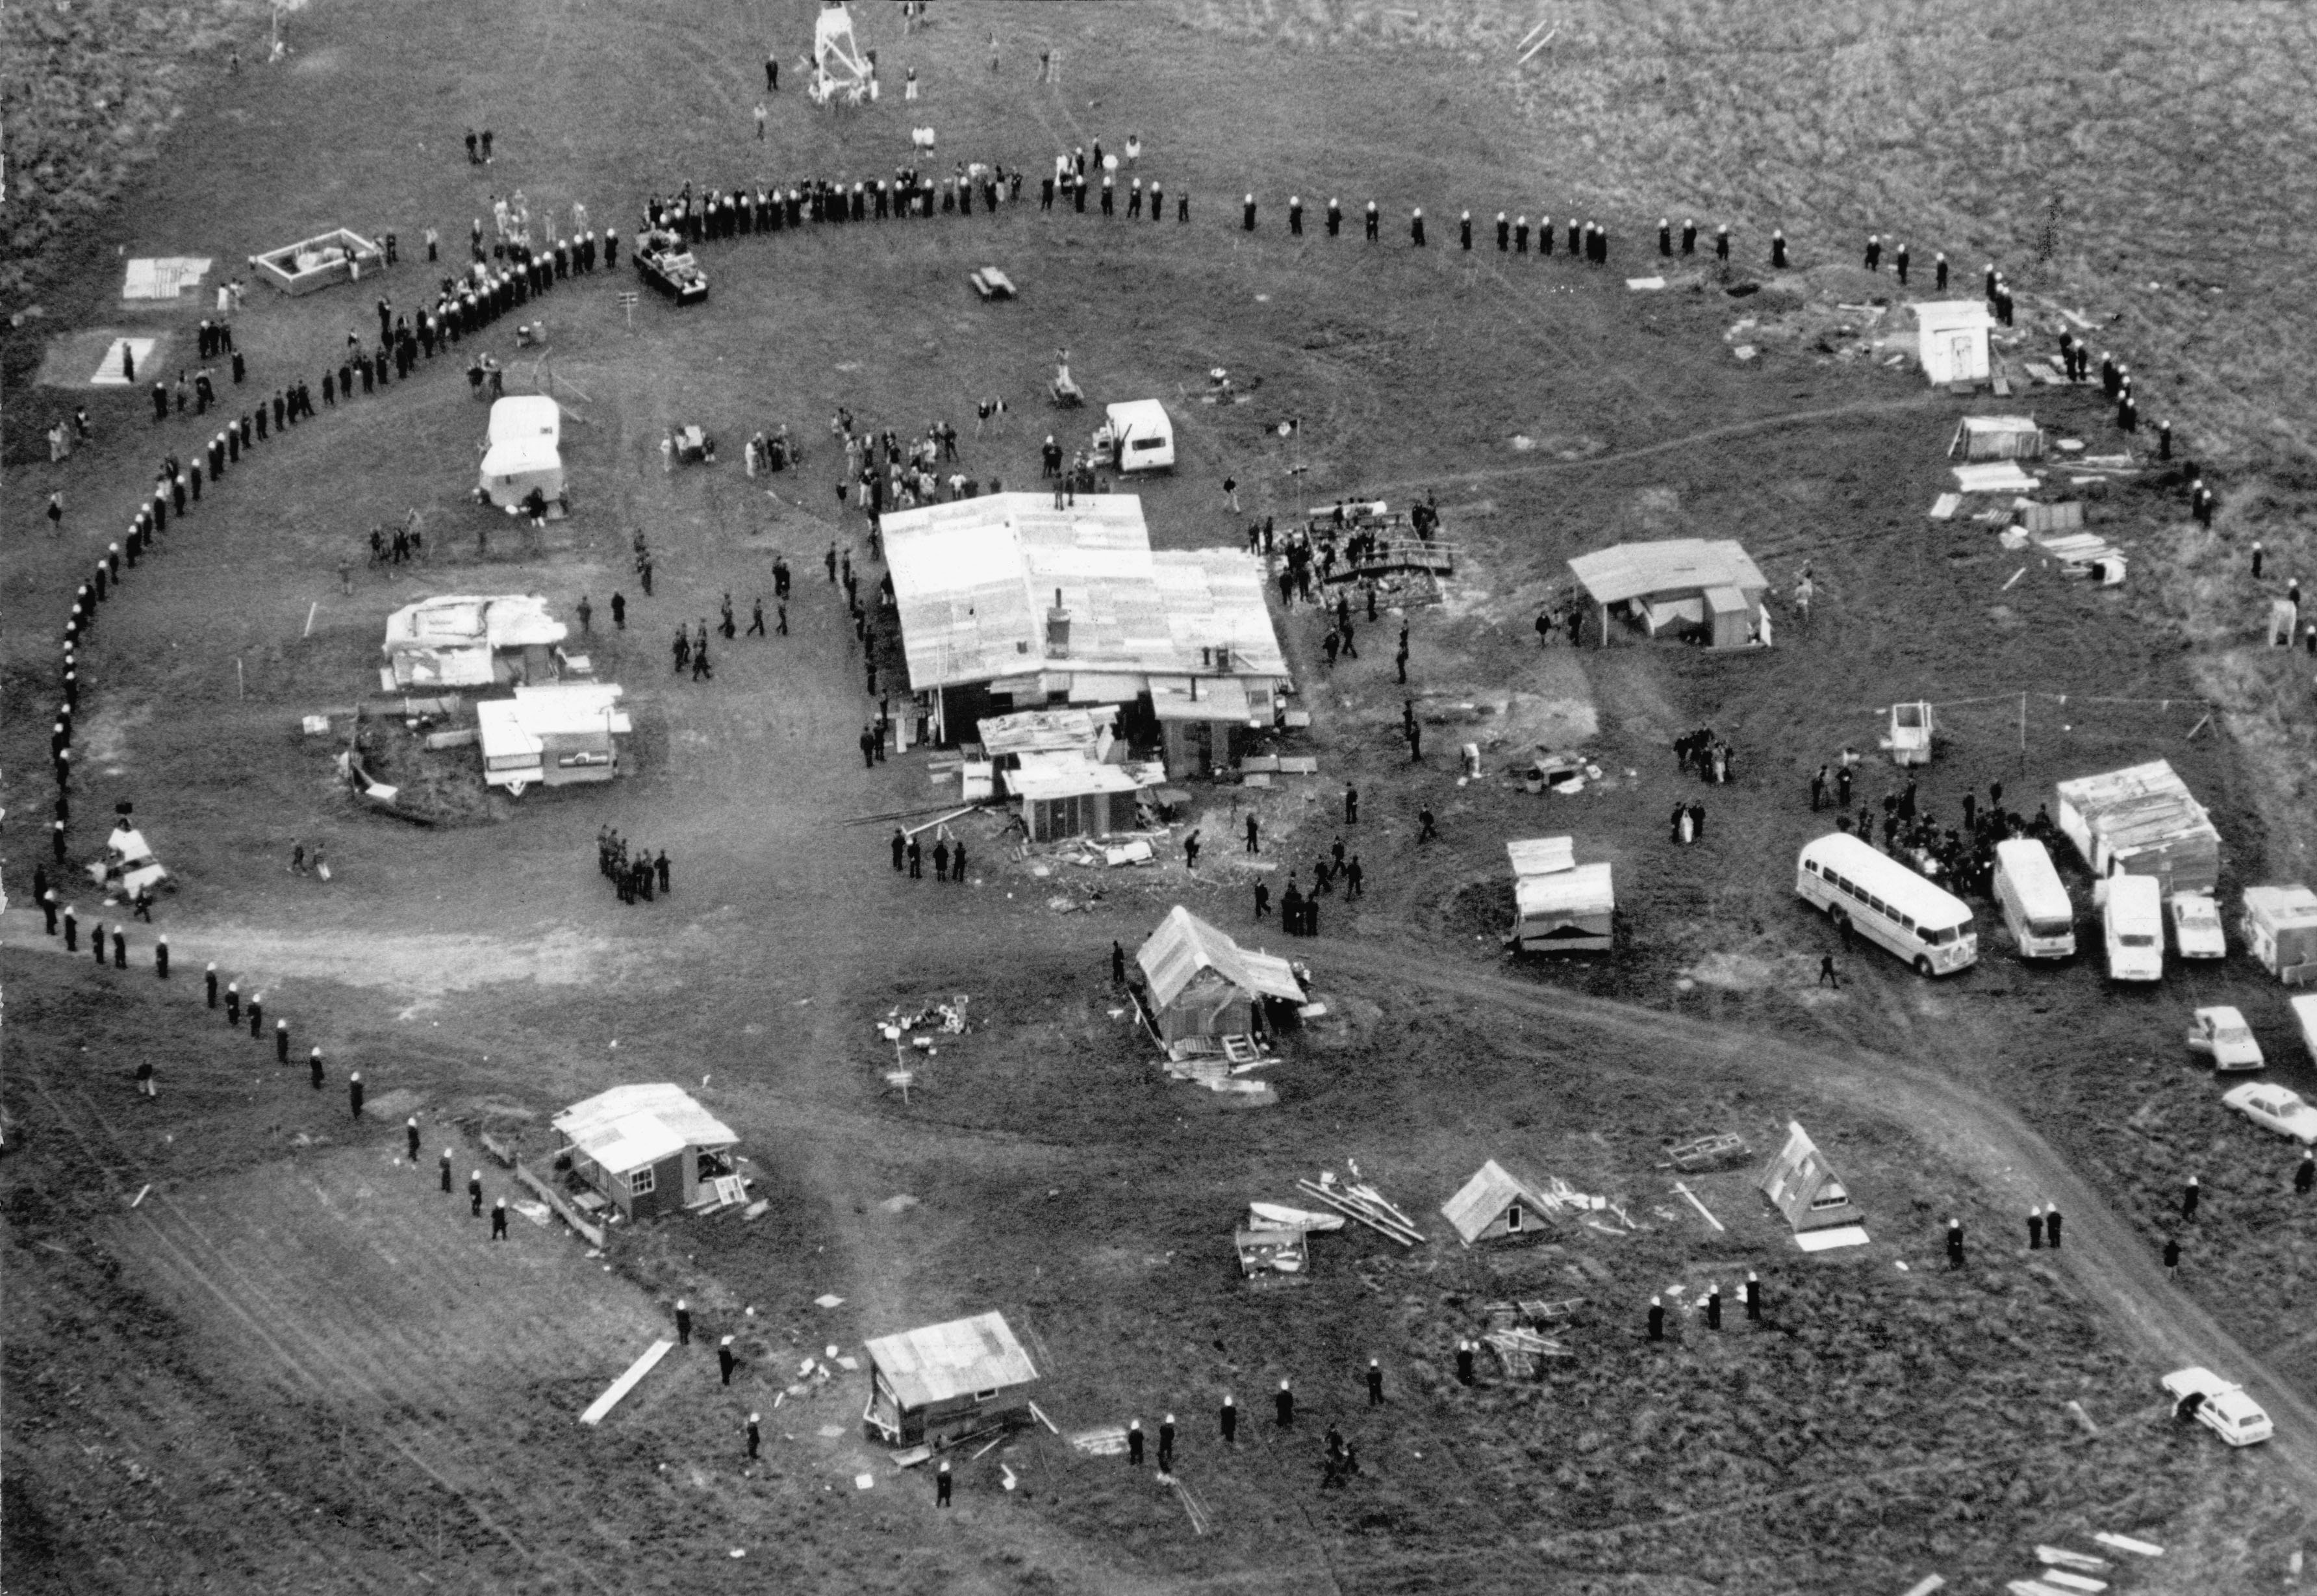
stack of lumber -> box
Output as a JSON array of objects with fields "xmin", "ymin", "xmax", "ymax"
[{"xmin": 1294, "ymin": 1172, "xmax": 1426, "ymax": 1246}]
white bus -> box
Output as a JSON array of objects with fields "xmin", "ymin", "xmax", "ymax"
[
  {"xmin": 2101, "ymin": 872, "xmax": 2164, "ymax": 982},
  {"xmin": 1796, "ymin": 833, "xmax": 1978, "ymax": 976},
  {"xmin": 1994, "ymin": 839, "xmax": 2077, "ymax": 959}
]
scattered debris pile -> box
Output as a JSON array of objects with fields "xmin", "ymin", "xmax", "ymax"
[{"xmin": 1294, "ymin": 1167, "xmax": 1426, "ymax": 1247}]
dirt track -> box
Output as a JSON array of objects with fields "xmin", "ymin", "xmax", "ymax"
[{"xmin": 1323, "ymin": 941, "xmax": 2317, "ymax": 1500}]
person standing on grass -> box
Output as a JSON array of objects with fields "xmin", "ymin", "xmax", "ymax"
[{"xmin": 492, "ymin": 1198, "xmax": 509, "ymax": 1240}]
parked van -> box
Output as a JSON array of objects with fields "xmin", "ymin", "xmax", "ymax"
[
  {"xmin": 1796, "ymin": 833, "xmax": 1977, "ymax": 977},
  {"xmin": 1994, "ymin": 839, "xmax": 2076, "ymax": 959},
  {"xmin": 2102, "ymin": 872, "xmax": 2164, "ymax": 982}
]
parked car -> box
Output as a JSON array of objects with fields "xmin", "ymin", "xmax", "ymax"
[
  {"xmin": 2160, "ymin": 1367, "xmax": 2274, "ymax": 1447},
  {"xmin": 633, "ymin": 229, "xmax": 708, "ymax": 305},
  {"xmin": 2171, "ymin": 892, "xmax": 2226, "ymax": 959},
  {"xmin": 2186, "ymin": 1006, "xmax": 2264, "ymax": 1072},
  {"xmin": 2222, "ymin": 1081, "xmax": 2317, "ymax": 1143}
]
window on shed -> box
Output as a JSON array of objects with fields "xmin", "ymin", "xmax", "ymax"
[
  {"xmin": 1504, "ymin": 1203, "xmax": 1524, "ymax": 1232},
  {"xmin": 972, "ymin": 1387, "xmax": 1000, "ymax": 1402},
  {"xmin": 629, "ymin": 1165, "xmax": 656, "ymax": 1195}
]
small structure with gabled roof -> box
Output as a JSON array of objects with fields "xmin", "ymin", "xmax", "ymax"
[
  {"xmin": 1441, "ymin": 1160, "xmax": 1552, "ymax": 1247},
  {"xmin": 1506, "ymin": 837, "xmax": 1615, "ymax": 954},
  {"xmin": 550, "ymin": 1084, "xmax": 740, "ymax": 1221},
  {"xmin": 1756, "ymin": 1121, "xmax": 1860, "ymax": 1233},
  {"xmin": 1134, "ymin": 906, "xmax": 1306, "ymax": 1045},
  {"xmin": 1567, "ymin": 539, "xmax": 1769, "ymax": 651},
  {"xmin": 861, "ymin": 1311, "xmax": 1040, "ymax": 1447}
]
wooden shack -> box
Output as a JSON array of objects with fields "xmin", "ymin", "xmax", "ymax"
[
  {"xmin": 550, "ymin": 1084, "xmax": 740, "ymax": 1221},
  {"xmin": 1441, "ymin": 1161, "xmax": 1552, "ymax": 1247},
  {"xmin": 1756, "ymin": 1121, "xmax": 1860, "ymax": 1233},
  {"xmin": 1506, "ymin": 838, "xmax": 1615, "ymax": 954},
  {"xmin": 2054, "ymin": 761, "xmax": 2222, "ymax": 895},
  {"xmin": 861, "ymin": 1311, "xmax": 1041, "ymax": 1447},
  {"xmin": 1134, "ymin": 906, "xmax": 1305, "ymax": 1045}
]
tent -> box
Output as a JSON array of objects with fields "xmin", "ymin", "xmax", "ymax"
[
  {"xmin": 477, "ymin": 396, "xmax": 565, "ymax": 510},
  {"xmin": 861, "ymin": 1311, "xmax": 1039, "ymax": 1447},
  {"xmin": 1441, "ymin": 1160, "xmax": 1553, "ymax": 1246},
  {"xmin": 2242, "ymin": 885, "xmax": 2317, "ymax": 986},
  {"xmin": 1756, "ymin": 1122, "xmax": 1860, "ymax": 1232},
  {"xmin": 1506, "ymin": 839, "xmax": 1614, "ymax": 953},
  {"xmin": 2054, "ymin": 761, "xmax": 2222, "ymax": 895},
  {"xmin": 1913, "ymin": 301, "xmax": 1994, "ymax": 386},
  {"xmin": 1567, "ymin": 540, "xmax": 1768, "ymax": 650},
  {"xmin": 1094, "ymin": 399, "xmax": 1175, "ymax": 472},
  {"xmin": 1135, "ymin": 905, "xmax": 1304, "ymax": 1044},
  {"xmin": 1950, "ymin": 416, "xmax": 2045, "ymax": 461},
  {"xmin": 475, "ymin": 683, "xmax": 632, "ymax": 794},
  {"xmin": 551, "ymin": 1083, "xmax": 739, "ymax": 1221}
]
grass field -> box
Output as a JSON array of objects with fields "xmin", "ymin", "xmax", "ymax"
[{"xmin": 6, "ymin": 0, "xmax": 2317, "ymax": 1590}]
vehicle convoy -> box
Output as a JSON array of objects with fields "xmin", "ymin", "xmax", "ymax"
[
  {"xmin": 2160, "ymin": 1367, "xmax": 2274, "ymax": 1447},
  {"xmin": 2101, "ymin": 872, "xmax": 2164, "ymax": 982},
  {"xmin": 633, "ymin": 228, "xmax": 708, "ymax": 304},
  {"xmin": 1993, "ymin": 838, "xmax": 2075, "ymax": 959},
  {"xmin": 2186, "ymin": 1006, "xmax": 2264, "ymax": 1072},
  {"xmin": 1795, "ymin": 833, "xmax": 1977, "ymax": 976}
]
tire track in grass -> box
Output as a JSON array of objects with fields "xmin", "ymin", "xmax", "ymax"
[{"xmin": 44, "ymin": 1065, "xmax": 604, "ymax": 1589}]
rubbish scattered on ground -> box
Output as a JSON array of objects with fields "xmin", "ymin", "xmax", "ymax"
[
  {"xmin": 1665, "ymin": 1132, "xmax": 1750, "ymax": 1172},
  {"xmin": 513, "ymin": 1199, "xmax": 553, "ymax": 1226},
  {"xmin": 854, "ymin": 1473, "xmax": 875, "ymax": 1490},
  {"xmin": 879, "ymin": 1194, "xmax": 920, "ymax": 1214},
  {"xmin": 1927, "ymin": 492, "xmax": 1962, "ymax": 520},
  {"xmin": 836, "ymin": 1355, "xmax": 860, "ymax": 1371},
  {"xmin": 1069, "ymin": 1425, "xmax": 1130, "ymax": 1456},
  {"xmin": 742, "ymin": 1198, "xmax": 771, "ymax": 1220},
  {"xmin": 881, "ymin": 996, "xmax": 969, "ymax": 1038},
  {"xmin": 2036, "ymin": 1547, "xmax": 2110, "ymax": 1572},
  {"xmin": 1625, "ymin": 276, "xmax": 1667, "ymax": 292},
  {"xmin": 1172, "ymin": 1475, "xmax": 1212, "ymax": 1535},
  {"xmin": 817, "ymin": 1424, "xmax": 846, "ymax": 1439},
  {"xmin": 1235, "ymin": 1226, "xmax": 1310, "ymax": 1276},
  {"xmin": 2091, "ymin": 1533, "xmax": 2162, "ymax": 1558},
  {"xmin": 815, "ymin": 1294, "xmax": 845, "ymax": 1309}
]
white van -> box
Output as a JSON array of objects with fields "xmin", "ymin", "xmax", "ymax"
[
  {"xmin": 2101, "ymin": 872, "xmax": 2164, "ymax": 982},
  {"xmin": 1796, "ymin": 833, "xmax": 1978, "ymax": 976},
  {"xmin": 1993, "ymin": 839, "xmax": 2076, "ymax": 959}
]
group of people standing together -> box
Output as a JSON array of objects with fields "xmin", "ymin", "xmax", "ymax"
[{"xmin": 597, "ymin": 829, "xmax": 672, "ymax": 904}]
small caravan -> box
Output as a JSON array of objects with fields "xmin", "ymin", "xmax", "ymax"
[
  {"xmin": 1093, "ymin": 399, "xmax": 1174, "ymax": 472},
  {"xmin": 1993, "ymin": 839, "xmax": 2075, "ymax": 959},
  {"xmin": 2101, "ymin": 872, "xmax": 2165, "ymax": 982},
  {"xmin": 477, "ymin": 396, "xmax": 566, "ymax": 511}
]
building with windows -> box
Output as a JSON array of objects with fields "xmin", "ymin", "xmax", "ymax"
[{"xmin": 550, "ymin": 1084, "xmax": 740, "ymax": 1221}]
